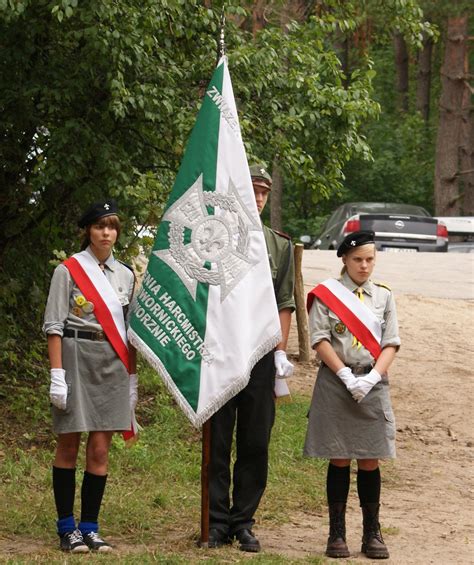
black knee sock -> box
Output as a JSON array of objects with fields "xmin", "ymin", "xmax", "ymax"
[
  {"xmin": 326, "ymin": 463, "xmax": 351, "ymax": 504},
  {"xmin": 53, "ymin": 466, "xmax": 76, "ymax": 519},
  {"xmin": 357, "ymin": 468, "xmax": 381, "ymax": 505},
  {"xmin": 80, "ymin": 471, "xmax": 107, "ymax": 524}
]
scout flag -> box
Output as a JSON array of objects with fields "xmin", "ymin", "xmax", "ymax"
[{"xmin": 128, "ymin": 57, "xmax": 281, "ymax": 427}]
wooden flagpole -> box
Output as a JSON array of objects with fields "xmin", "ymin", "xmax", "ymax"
[{"xmin": 200, "ymin": 419, "xmax": 211, "ymax": 546}]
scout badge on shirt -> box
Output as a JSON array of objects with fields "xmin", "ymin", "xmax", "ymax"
[
  {"xmin": 307, "ymin": 278, "xmax": 382, "ymax": 360},
  {"xmin": 71, "ymin": 305, "xmax": 83, "ymax": 318},
  {"xmin": 73, "ymin": 295, "xmax": 94, "ymax": 315},
  {"xmin": 63, "ymin": 251, "xmax": 138, "ymax": 442}
]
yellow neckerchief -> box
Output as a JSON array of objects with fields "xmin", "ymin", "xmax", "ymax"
[{"xmin": 352, "ymin": 287, "xmax": 364, "ymax": 349}]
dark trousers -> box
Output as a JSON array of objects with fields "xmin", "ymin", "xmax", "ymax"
[{"xmin": 209, "ymin": 351, "xmax": 275, "ymax": 535}]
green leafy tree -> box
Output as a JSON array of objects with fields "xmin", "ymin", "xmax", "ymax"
[
  {"xmin": 0, "ymin": 0, "xmax": 436, "ymax": 382},
  {"xmin": 0, "ymin": 0, "xmax": 232, "ymax": 379}
]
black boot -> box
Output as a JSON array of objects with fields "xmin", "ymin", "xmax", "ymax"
[
  {"xmin": 361, "ymin": 503, "xmax": 389, "ymax": 559},
  {"xmin": 326, "ymin": 502, "xmax": 350, "ymax": 558}
]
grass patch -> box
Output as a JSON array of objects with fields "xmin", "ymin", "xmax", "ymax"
[{"xmin": 0, "ymin": 364, "xmax": 327, "ymax": 562}]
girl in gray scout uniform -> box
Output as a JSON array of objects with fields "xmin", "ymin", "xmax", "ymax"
[
  {"xmin": 43, "ymin": 200, "xmax": 137, "ymax": 553},
  {"xmin": 305, "ymin": 230, "xmax": 400, "ymax": 560}
]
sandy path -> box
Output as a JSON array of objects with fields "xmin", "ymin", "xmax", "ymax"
[{"xmin": 258, "ymin": 251, "xmax": 474, "ymax": 564}]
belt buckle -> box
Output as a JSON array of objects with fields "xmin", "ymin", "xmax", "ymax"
[
  {"xmin": 95, "ymin": 331, "xmax": 105, "ymax": 342},
  {"xmin": 352, "ymin": 365, "xmax": 364, "ymax": 375}
]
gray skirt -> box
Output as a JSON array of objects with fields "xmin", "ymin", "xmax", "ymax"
[
  {"xmin": 52, "ymin": 336, "xmax": 130, "ymax": 434},
  {"xmin": 304, "ymin": 365, "xmax": 396, "ymax": 459}
]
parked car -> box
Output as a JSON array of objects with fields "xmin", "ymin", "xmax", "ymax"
[
  {"xmin": 435, "ymin": 216, "xmax": 474, "ymax": 237},
  {"xmin": 435, "ymin": 216, "xmax": 474, "ymax": 253},
  {"xmin": 311, "ymin": 202, "xmax": 448, "ymax": 252}
]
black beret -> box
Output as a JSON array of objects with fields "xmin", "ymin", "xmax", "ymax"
[
  {"xmin": 78, "ymin": 199, "xmax": 118, "ymax": 228},
  {"xmin": 337, "ymin": 230, "xmax": 375, "ymax": 257}
]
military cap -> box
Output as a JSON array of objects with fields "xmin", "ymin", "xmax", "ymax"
[
  {"xmin": 337, "ymin": 230, "xmax": 375, "ymax": 257},
  {"xmin": 78, "ymin": 199, "xmax": 118, "ymax": 228},
  {"xmin": 249, "ymin": 164, "xmax": 272, "ymax": 190}
]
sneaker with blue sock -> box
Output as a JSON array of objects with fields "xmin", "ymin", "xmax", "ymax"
[
  {"xmin": 79, "ymin": 522, "xmax": 112, "ymax": 552},
  {"xmin": 57, "ymin": 516, "xmax": 89, "ymax": 553},
  {"xmin": 59, "ymin": 529, "xmax": 89, "ymax": 553}
]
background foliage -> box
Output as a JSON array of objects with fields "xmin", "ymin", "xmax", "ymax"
[{"xmin": 0, "ymin": 0, "xmax": 466, "ymax": 385}]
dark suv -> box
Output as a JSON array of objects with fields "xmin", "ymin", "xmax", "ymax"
[{"xmin": 312, "ymin": 202, "xmax": 448, "ymax": 252}]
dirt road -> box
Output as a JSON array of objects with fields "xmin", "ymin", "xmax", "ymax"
[{"xmin": 259, "ymin": 251, "xmax": 474, "ymax": 564}]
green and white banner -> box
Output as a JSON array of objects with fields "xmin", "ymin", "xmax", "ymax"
[{"xmin": 128, "ymin": 57, "xmax": 281, "ymax": 427}]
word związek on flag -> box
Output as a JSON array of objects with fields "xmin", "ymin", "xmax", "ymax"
[{"xmin": 128, "ymin": 57, "xmax": 281, "ymax": 427}]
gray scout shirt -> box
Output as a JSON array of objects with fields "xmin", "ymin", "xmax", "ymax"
[
  {"xmin": 43, "ymin": 246, "xmax": 134, "ymax": 336},
  {"xmin": 308, "ymin": 271, "xmax": 401, "ymax": 367}
]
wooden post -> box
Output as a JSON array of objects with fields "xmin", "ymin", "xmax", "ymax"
[
  {"xmin": 199, "ymin": 419, "xmax": 211, "ymax": 547},
  {"xmin": 293, "ymin": 243, "xmax": 310, "ymax": 362}
]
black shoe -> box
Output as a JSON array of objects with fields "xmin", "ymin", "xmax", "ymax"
[
  {"xmin": 208, "ymin": 528, "xmax": 231, "ymax": 548},
  {"xmin": 59, "ymin": 529, "xmax": 89, "ymax": 553},
  {"xmin": 82, "ymin": 531, "xmax": 113, "ymax": 552},
  {"xmin": 235, "ymin": 529, "xmax": 261, "ymax": 553}
]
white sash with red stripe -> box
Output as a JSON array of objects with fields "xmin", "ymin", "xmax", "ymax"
[
  {"xmin": 63, "ymin": 251, "xmax": 129, "ymax": 371},
  {"xmin": 307, "ymin": 278, "xmax": 382, "ymax": 359}
]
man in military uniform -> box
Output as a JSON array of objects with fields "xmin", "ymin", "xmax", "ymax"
[{"xmin": 208, "ymin": 164, "xmax": 295, "ymax": 552}]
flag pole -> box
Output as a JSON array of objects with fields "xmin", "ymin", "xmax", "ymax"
[
  {"xmin": 199, "ymin": 7, "xmax": 226, "ymax": 549},
  {"xmin": 200, "ymin": 419, "xmax": 211, "ymax": 547},
  {"xmin": 216, "ymin": 6, "xmax": 226, "ymax": 65}
]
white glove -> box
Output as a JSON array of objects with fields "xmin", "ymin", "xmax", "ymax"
[
  {"xmin": 50, "ymin": 368, "xmax": 68, "ymax": 410},
  {"xmin": 347, "ymin": 368, "xmax": 381, "ymax": 403},
  {"xmin": 336, "ymin": 367, "xmax": 358, "ymax": 392},
  {"xmin": 274, "ymin": 350, "xmax": 294, "ymax": 378},
  {"xmin": 129, "ymin": 373, "xmax": 138, "ymax": 411}
]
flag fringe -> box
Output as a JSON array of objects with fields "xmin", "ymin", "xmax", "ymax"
[
  {"xmin": 128, "ymin": 328, "xmax": 198, "ymax": 425},
  {"xmin": 128, "ymin": 328, "xmax": 281, "ymax": 428},
  {"xmin": 192, "ymin": 329, "xmax": 281, "ymax": 427}
]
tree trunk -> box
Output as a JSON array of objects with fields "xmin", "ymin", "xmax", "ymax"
[
  {"xmin": 460, "ymin": 89, "xmax": 474, "ymax": 215},
  {"xmin": 393, "ymin": 31, "xmax": 409, "ymax": 112},
  {"xmin": 416, "ymin": 31, "xmax": 433, "ymax": 122},
  {"xmin": 460, "ymin": 20, "xmax": 473, "ymax": 215},
  {"xmin": 434, "ymin": 16, "xmax": 468, "ymax": 216},
  {"xmin": 252, "ymin": 0, "xmax": 266, "ymax": 35},
  {"xmin": 270, "ymin": 156, "xmax": 283, "ymax": 231}
]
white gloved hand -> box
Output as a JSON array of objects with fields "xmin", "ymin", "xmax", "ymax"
[
  {"xmin": 274, "ymin": 350, "xmax": 294, "ymax": 378},
  {"xmin": 129, "ymin": 373, "xmax": 138, "ymax": 411},
  {"xmin": 347, "ymin": 368, "xmax": 381, "ymax": 403},
  {"xmin": 50, "ymin": 368, "xmax": 68, "ymax": 410},
  {"xmin": 336, "ymin": 367, "xmax": 358, "ymax": 392}
]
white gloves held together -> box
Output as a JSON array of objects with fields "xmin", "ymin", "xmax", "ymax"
[
  {"xmin": 336, "ymin": 366, "xmax": 381, "ymax": 403},
  {"xmin": 50, "ymin": 368, "xmax": 68, "ymax": 410},
  {"xmin": 274, "ymin": 350, "xmax": 294, "ymax": 379}
]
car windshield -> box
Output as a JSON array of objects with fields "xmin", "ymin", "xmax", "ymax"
[{"xmin": 348, "ymin": 203, "xmax": 430, "ymax": 216}]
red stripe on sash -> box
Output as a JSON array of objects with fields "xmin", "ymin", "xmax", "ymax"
[
  {"xmin": 307, "ymin": 285, "xmax": 381, "ymax": 360},
  {"xmin": 63, "ymin": 257, "xmax": 130, "ymax": 371}
]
